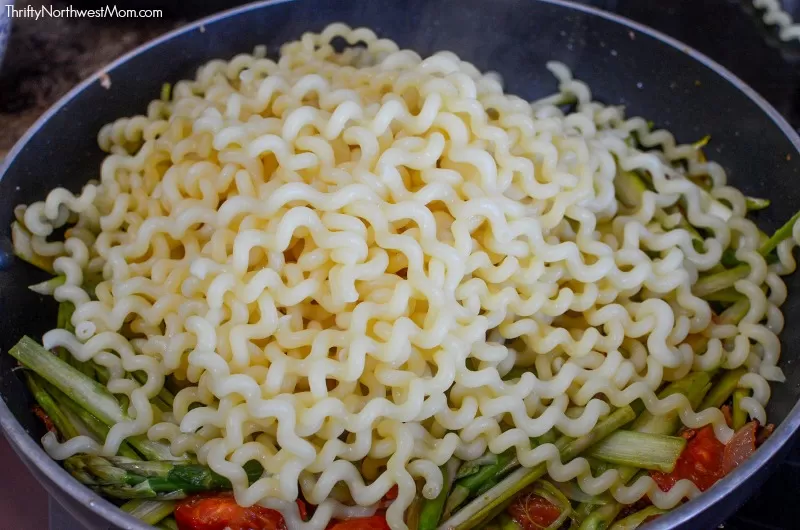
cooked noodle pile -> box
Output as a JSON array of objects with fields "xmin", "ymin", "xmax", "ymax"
[{"xmin": 14, "ymin": 23, "xmax": 800, "ymax": 530}]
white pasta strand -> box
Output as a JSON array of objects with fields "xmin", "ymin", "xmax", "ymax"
[
  {"xmin": 753, "ymin": 0, "xmax": 800, "ymax": 41},
  {"xmin": 15, "ymin": 23, "xmax": 800, "ymax": 530}
]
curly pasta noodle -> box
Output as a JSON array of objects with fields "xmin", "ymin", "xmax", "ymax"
[
  {"xmin": 16, "ymin": 23, "xmax": 799, "ymax": 529},
  {"xmin": 752, "ymin": 0, "xmax": 800, "ymax": 42}
]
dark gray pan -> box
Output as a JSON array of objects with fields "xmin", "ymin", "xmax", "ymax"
[{"xmin": 1, "ymin": 0, "xmax": 799, "ymax": 528}]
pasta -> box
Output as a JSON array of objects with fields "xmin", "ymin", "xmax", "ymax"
[
  {"xmin": 11, "ymin": 23, "xmax": 800, "ymax": 530},
  {"xmin": 752, "ymin": 0, "xmax": 800, "ymax": 42}
]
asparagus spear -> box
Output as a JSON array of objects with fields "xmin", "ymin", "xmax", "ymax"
[
  {"xmin": 121, "ymin": 499, "xmax": 176, "ymax": 525},
  {"xmin": 732, "ymin": 389, "xmax": 749, "ymax": 430},
  {"xmin": 158, "ymin": 518, "xmax": 179, "ymax": 530},
  {"xmin": 608, "ymin": 506, "xmax": 666, "ymax": 530},
  {"xmin": 55, "ymin": 302, "xmax": 96, "ymax": 379},
  {"xmin": 54, "ymin": 301, "xmax": 75, "ymax": 363},
  {"xmin": 444, "ymin": 450, "xmax": 517, "ymax": 518},
  {"xmin": 132, "ymin": 370, "xmax": 175, "ymax": 411},
  {"xmin": 493, "ymin": 514, "xmax": 522, "ymax": 530},
  {"xmin": 161, "ymin": 83, "xmax": 172, "ymax": 102},
  {"xmin": 719, "ymin": 298, "xmax": 750, "ymax": 325},
  {"xmin": 694, "ymin": 266, "xmax": 750, "ymax": 298},
  {"xmin": 586, "ymin": 431, "xmax": 686, "ymax": 472},
  {"xmin": 64, "ymin": 455, "xmax": 263, "ymax": 499},
  {"xmin": 614, "ymin": 170, "xmax": 648, "ymax": 208},
  {"xmin": 630, "ymin": 372, "xmax": 711, "ymax": 435},
  {"xmin": 420, "ymin": 458, "xmax": 460, "ymax": 530},
  {"xmin": 702, "ymin": 287, "xmax": 745, "ymax": 303},
  {"xmin": 700, "ymin": 368, "xmax": 747, "ymax": 411},
  {"xmin": 531, "ymin": 480, "xmax": 572, "ymax": 529},
  {"xmin": 44, "ymin": 380, "xmax": 140, "ymax": 460},
  {"xmin": 25, "ymin": 372, "xmax": 80, "ymax": 441},
  {"xmin": 456, "ymin": 453, "xmax": 499, "ymax": 480},
  {"xmin": 406, "ymin": 494, "xmax": 424, "ymax": 530},
  {"xmin": 572, "ymin": 374, "xmax": 712, "ymax": 524},
  {"xmin": 570, "ymin": 502, "xmax": 598, "ymax": 529},
  {"xmin": 29, "ymin": 275, "xmax": 66, "ymax": 295},
  {"xmin": 694, "ymin": 209, "xmax": 800, "ymax": 297},
  {"xmin": 11, "ymin": 221, "xmax": 55, "ymax": 273},
  {"xmin": 758, "ymin": 209, "xmax": 800, "ymax": 257},
  {"xmin": 578, "ymin": 503, "xmax": 623, "ymax": 530},
  {"xmin": 745, "ymin": 197, "xmax": 770, "ymax": 212},
  {"xmin": 439, "ymin": 406, "xmax": 637, "ymax": 530},
  {"xmin": 10, "ymin": 337, "xmax": 126, "ymax": 425},
  {"xmin": 9, "ymin": 337, "xmax": 182, "ymax": 462}
]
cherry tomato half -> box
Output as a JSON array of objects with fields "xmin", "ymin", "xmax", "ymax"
[
  {"xmin": 507, "ymin": 491, "xmax": 562, "ymax": 530},
  {"xmin": 175, "ymin": 494, "xmax": 309, "ymax": 530},
  {"xmin": 326, "ymin": 515, "xmax": 390, "ymax": 530},
  {"xmin": 651, "ymin": 425, "xmax": 725, "ymax": 493}
]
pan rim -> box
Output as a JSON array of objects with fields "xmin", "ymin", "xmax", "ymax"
[{"xmin": 1, "ymin": 0, "xmax": 800, "ymax": 528}]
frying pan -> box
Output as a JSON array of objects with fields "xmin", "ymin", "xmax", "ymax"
[{"xmin": 1, "ymin": 0, "xmax": 800, "ymax": 528}]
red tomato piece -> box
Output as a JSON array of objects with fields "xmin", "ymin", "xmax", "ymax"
[
  {"xmin": 32, "ymin": 406, "xmax": 56, "ymax": 435},
  {"xmin": 384, "ymin": 485, "xmax": 399, "ymax": 501},
  {"xmin": 296, "ymin": 499, "xmax": 309, "ymax": 522},
  {"xmin": 508, "ymin": 491, "xmax": 562, "ymax": 530},
  {"xmin": 722, "ymin": 422, "xmax": 757, "ymax": 475},
  {"xmin": 325, "ymin": 515, "xmax": 391, "ymax": 530},
  {"xmin": 175, "ymin": 493, "xmax": 287, "ymax": 530},
  {"xmin": 651, "ymin": 425, "xmax": 725, "ymax": 493}
]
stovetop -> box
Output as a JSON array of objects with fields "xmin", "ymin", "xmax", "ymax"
[{"xmin": 3, "ymin": 0, "xmax": 800, "ymax": 529}]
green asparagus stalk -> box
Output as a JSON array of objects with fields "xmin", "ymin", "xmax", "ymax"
[
  {"xmin": 586, "ymin": 431, "xmax": 686, "ymax": 472},
  {"xmin": 64, "ymin": 455, "xmax": 263, "ymax": 499},
  {"xmin": 11, "ymin": 221, "xmax": 55, "ymax": 273},
  {"xmin": 444, "ymin": 450, "xmax": 517, "ymax": 518},
  {"xmin": 494, "ymin": 513, "xmax": 523, "ymax": 530},
  {"xmin": 25, "ymin": 372, "xmax": 80, "ymax": 441},
  {"xmin": 121, "ymin": 499, "xmax": 176, "ymax": 525},
  {"xmin": 161, "ymin": 83, "xmax": 172, "ymax": 102},
  {"xmin": 420, "ymin": 458, "xmax": 460, "ymax": 530},
  {"xmin": 573, "ymin": 374, "xmax": 712, "ymax": 522},
  {"xmin": 54, "ymin": 301, "xmax": 75, "ymax": 363},
  {"xmin": 570, "ymin": 501, "xmax": 600, "ymax": 529},
  {"xmin": 732, "ymin": 389, "xmax": 749, "ymax": 430},
  {"xmin": 406, "ymin": 493, "xmax": 424, "ymax": 530},
  {"xmin": 456, "ymin": 453, "xmax": 498, "ymax": 480},
  {"xmin": 157, "ymin": 517, "xmax": 179, "ymax": 530},
  {"xmin": 54, "ymin": 302, "xmax": 95, "ymax": 379},
  {"xmin": 91, "ymin": 363, "xmax": 131, "ymax": 414},
  {"xmin": 10, "ymin": 337, "xmax": 126, "ymax": 425},
  {"xmin": 694, "ymin": 209, "xmax": 800, "ymax": 297},
  {"xmin": 554, "ymin": 480, "xmax": 610, "ymax": 506},
  {"xmin": 608, "ymin": 506, "xmax": 666, "ymax": 530},
  {"xmin": 132, "ymin": 370, "xmax": 175, "ymax": 411},
  {"xmin": 719, "ymin": 298, "xmax": 750, "ymax": 325},
  {"xmin": 502, "ymin": 366, "xmax": 529, "ymax": 382},
  {"xmin": 700, "ymin": 368, "xmax": 747, "ymax": 411},
  {"xmin": 531, "ymin": 480, "xmax": 572, "ymax": 529},
  {"xmin": 441, "ymin": 406, "xmax": 637, "ymax": 530},
  {"xmin": 57, "ymin": 301, "xmax": 74, "ymax": 331},
  {"xmin": 9, "ymin": 337, "xmax": 182, "ymax": 462},
  {"xmin": 615, "ymin": 170, "xmax": 648, "ymax": 208},
  {"xmin": 44, "ymin": 381, "xmax": 140, "ymax": 460},
  {"xmin": 758, "ymin": 209, "xmax": 800, "ymax": 256},
  {"xmin": 29, "ymin": 275, "xmax": 66, "ymax": 295},
  {"xmin": 630, "ymin": 372, "xmax": 711, "ymax": 435},
  {"xmin": 702, "ymin": 287, "xmax": 745, "ymax": 303},
  {"xmin": 578, "ymin": 503, "xmax": 623, "ymax": 530},
  {"xmin": 693, "ymin": 265, "xmax": 750, "ymax": 298},
  {"xmin": 745, "ymin": 197, "xmax": 770, "ymax": 211}
]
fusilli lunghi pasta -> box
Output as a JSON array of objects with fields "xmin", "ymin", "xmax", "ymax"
[{"xmin": 14, "ymin": 23, "xmax": 799, "ymax": 530}]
